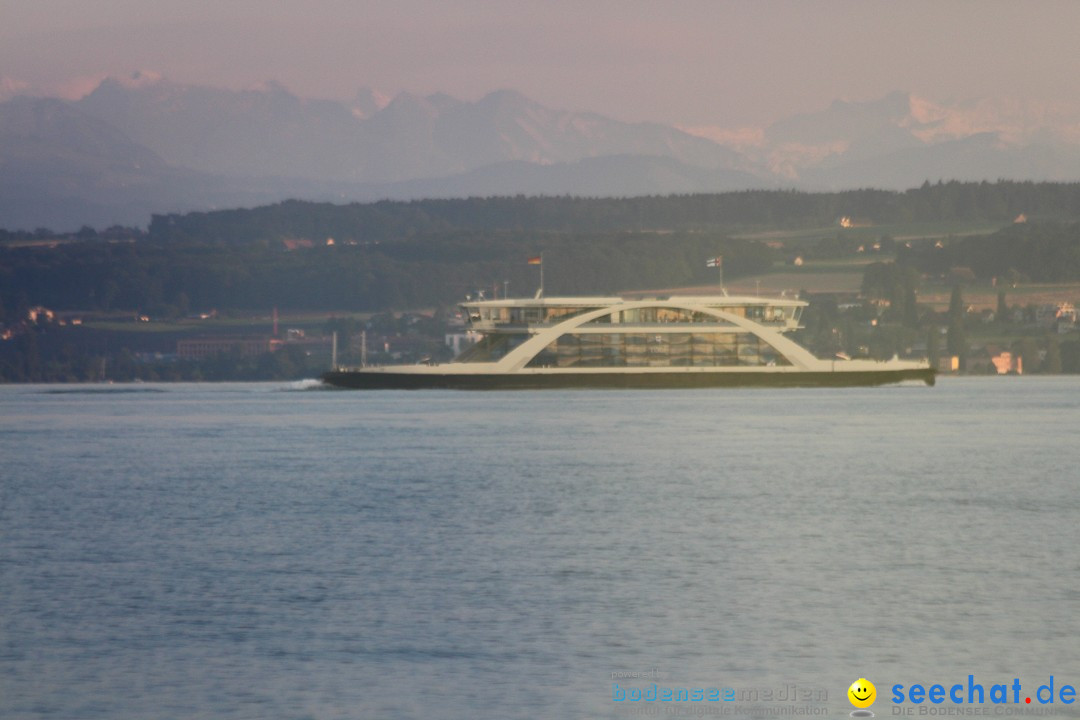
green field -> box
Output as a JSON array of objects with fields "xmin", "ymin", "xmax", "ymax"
[{"xmin": 732, "ymin": 219, "xmax": 1005, "ymax": 244}]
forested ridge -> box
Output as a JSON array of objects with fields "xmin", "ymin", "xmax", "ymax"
[
  {"xmin": 0, "ymin": 231, "xmax": 772, "ymax": 315},
  {"xmin": 145, "ymin": 181, "xmax": 1080, "ymax": 243},
  {"xmin": 3, "ymin": 182, "xmax": 1080, "ymax": 319}
]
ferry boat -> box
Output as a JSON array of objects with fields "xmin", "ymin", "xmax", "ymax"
[{"xmin": 322, "ymin": 294, "xmax": 934, "ymax": 389}]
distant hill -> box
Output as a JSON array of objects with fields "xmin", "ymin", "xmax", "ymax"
[
  {"xmin": 75, "ymin": 77, "xmax": 373, "ymax": 181},
  {"xmin": 751, "ymin": 91, "xmax": 1080, "ymax": 188},
  {"xmin": 378, "ymin": 154, "xmax": 763, "ymax": 199},
  {"xmin": 0, "ymin": 97, "xmax": 223, "ymax": 230},
  {"xmin": 6, "ymin": 76, "xmax": 1080, "ymax": 230},
  {"xmin": 3, "ymin": 77, "xmax": 771, "ymax": 229},
  {"xmin": 802, "ymin": 133, "xmax": 1080, "ymax": 190},
  {"xmin": 74, "ymin": 77, "xmax": 754, "ymax": 184}
]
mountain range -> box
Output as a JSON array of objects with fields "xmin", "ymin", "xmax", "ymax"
[{"xmin": 4, "ymin": 74, "xmax": 1080, "ymax": 230}]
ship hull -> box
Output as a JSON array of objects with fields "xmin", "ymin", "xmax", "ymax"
[{"xmin": 321, "ymin": 367, "xmax": 935, "ymax": 390}]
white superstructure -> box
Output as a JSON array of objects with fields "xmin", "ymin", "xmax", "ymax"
[{"xmin": 454, "ymin": 295, "xmax": 814, "ymax": 372}]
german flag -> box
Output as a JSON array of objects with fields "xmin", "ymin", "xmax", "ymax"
[{"xmin": 527, "ymin": 255, "xmax": 542, "ymax": 265}]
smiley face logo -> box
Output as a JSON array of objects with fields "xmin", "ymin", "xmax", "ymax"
[{"xmin": 848, "ymin": 678, "xmax": 876, "ymax": 709}]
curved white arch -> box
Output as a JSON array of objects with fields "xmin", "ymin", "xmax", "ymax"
[{"xmin": 495, "ymin": 300, "xmax": 824, "ymax": 372}]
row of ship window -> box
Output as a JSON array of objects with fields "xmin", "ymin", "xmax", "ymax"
[{"xmin": 456, "ymin": 332, "xmax": 791, "ymax": 367}]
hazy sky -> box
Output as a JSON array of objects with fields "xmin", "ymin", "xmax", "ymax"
[{"xmin": 3, "ymin": 0, "xmax": 1079, "ymax": 127}]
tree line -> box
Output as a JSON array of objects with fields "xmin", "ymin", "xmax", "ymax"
[
  {"xmin": 144, "ymin": 182, "xmax": 1080, "ymax": 244},
  {"xmin": 898, "ymin": 221, "xmax": 1080, "ymax": 283},
  {"xmin": 0, "ymin": 231, "xmax": 774, "ymax": 317}
]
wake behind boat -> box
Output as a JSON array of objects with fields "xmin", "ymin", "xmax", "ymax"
[{"xmin": 321, "ymin": 294, "xmax": 934, "ymax": 389}]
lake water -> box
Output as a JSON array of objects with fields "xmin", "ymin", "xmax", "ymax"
[{"xmin": 2, "ymin": 378, "xmax": 1080, "ymax": 720}]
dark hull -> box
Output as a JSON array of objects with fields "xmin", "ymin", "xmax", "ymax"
[{"xmin": 321, "ymin": 367, "xmax": 936, "ymax": 390}]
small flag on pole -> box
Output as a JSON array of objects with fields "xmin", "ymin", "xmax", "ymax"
[
  {"xmin": 529, "ymin": 254, "xmax": 545, "ymax": 297},
  {"xmin": 706, "ymin": 256, "xmax": 722, "ymax": 268}
]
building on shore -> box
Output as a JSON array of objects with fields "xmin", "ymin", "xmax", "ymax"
[{"xmin": 177, "ymin": 336, "xmax": 283, "ymax": 361}]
